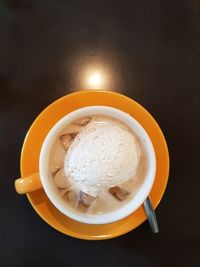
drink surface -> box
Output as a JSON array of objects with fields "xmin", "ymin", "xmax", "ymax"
[{"xmin": 48, "ymin": 115, "xmax": 146, "ymax": 214}]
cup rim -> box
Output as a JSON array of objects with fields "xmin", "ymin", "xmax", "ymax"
[{"xmin": 39, "ymin": 105, "xmax": 156, "ymax": 224}]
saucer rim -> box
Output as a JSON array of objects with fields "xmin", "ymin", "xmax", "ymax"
[{"xmin": 20, "ymin": 90, "xmax": 169, "ymax": 240}]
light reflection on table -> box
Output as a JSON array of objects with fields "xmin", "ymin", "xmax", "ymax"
[{"xmin": 68, "ymin": 49, "xmax": 126, "ymax": 92}]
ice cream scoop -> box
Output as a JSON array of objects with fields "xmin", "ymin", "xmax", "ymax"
[{"xmin": 64, "ymin": 117, "xmax": 141, "ymax": 197}]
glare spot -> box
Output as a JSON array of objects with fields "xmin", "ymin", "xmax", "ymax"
[{"xmin": 87, "ymin": 72, "xmax": 104, "ymax": 89}]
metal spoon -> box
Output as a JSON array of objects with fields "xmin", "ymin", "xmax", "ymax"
[{"xmin": 143, "ymin": 197, "xmax": 159, "ymax": 233}]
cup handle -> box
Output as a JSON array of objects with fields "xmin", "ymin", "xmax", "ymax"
[{"xmin": 15, "ymin": 173, "xmax": 43, "ymax": 194}]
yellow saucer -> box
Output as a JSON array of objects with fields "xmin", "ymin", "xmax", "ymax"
[{"xmin": 20, "ymin": 91, "xmax": 169, "ymax": 240}]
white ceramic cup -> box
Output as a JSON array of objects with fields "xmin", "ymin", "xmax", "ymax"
[{"xmin": 39, "ymin": 106, "xmax": 156, "ymax": 224}]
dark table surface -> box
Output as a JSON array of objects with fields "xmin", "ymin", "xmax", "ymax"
[{"xmin": 1, "ymin": 0, "xmax": 200, "ymax": 266}]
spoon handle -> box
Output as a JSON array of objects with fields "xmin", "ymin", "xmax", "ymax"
[{"xmin": 143, "ymin": 197, "xmax": 159, "ymax": 233}]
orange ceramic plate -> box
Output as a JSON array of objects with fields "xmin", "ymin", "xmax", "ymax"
[{"xmin": 20, "ymin": 91, "xmax": 169, "ymax": 240}]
